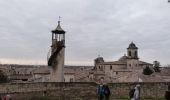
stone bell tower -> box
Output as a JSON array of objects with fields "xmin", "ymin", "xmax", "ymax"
[
  {"xmin": 47, "ymin": 19, "xmax": 65, "ymax": 82},
  {"xmin": 127, "ymin": 42, "xmax": 138, "ymax": 59},
  {"xmin": 127, "ymin": 42, "xmax": 139, "ymax": 69}
]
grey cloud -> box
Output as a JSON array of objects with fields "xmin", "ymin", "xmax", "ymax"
[{"xmin": 0, "ymin": 0, "xmax": 170, "ymax": 65}]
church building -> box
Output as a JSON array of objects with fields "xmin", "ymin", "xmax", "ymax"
[{"xmin": 94, "ymin": 42, "xmax": 153, "ymax": 81}]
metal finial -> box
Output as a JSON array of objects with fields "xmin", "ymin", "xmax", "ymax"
[
  {"xmin": 59, "ymin": 16, "xmax": 61, "ymax": 21},
  {"xmin": 58, "ymin": 16, "xmax": 61, "ymax": 23}
]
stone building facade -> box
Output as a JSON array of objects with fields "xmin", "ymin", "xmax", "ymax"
[{"xmin": 93, "ymin": 42, "xmax": 153, "ymax": 82}]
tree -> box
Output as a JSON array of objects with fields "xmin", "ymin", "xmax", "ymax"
[
  {"xmin": 143, "ymin": 66, "xmax": 153, "ymax": 75},
  {"xmin": 153, "ymin": 61, "xmax": 161, "ymax": 72},
  {"xmin": 0, "ymin": 70, "xmax": 8, "ymax": 83}
]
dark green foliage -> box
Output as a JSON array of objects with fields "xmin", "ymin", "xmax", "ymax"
[
  {"xmin": 153, "ymin": 61, "xmax": 161, "ymax": 72},
  {"xmin": 143, "ymin": 66, "xmax": 153, "ymax": 75},
  {"xmin": 165, "ymin": 91, "xmax": 170, "ymax": 100},
  {"xmin": 0, "ymin": 70, "xmax": 8, "ymax": 83}
]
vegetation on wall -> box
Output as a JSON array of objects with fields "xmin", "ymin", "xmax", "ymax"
[
  {"xmin": 0, "ymin": 70, "xmax": 8, "ymax": 83},
  {"xmin": 153, "ymin": 61, "xmax": 161, "ymax": 72},
  {"xmin": 143, "ymin": 66, "xmax": 153, "ymax": 75}
]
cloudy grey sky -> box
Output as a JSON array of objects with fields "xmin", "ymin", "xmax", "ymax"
[{"xmin": 0, "ymin": 0, "xmax": 170, "ymax": 66}]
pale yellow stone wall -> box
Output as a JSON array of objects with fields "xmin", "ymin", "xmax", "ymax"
[
  {"xmin": 51, "ymin": 48, "xmax": 64, "ymax": 82},
  {"xmin": 127, "ymin": 59, "xmax": 139, "ymax": 69},
  {"xmin": 64, "ymin": 74, "xmax": 75, "ymax": 82}
]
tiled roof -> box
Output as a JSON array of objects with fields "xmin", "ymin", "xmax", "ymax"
[
  {"xmin": 33, "ymin": 67, "xmax": 50, "ymax": 74},
  {"xmin": 99, "ymin": 60, "xmax": 152, "ymax": 66},
  {"xmin": 139, "ymin": 74, "xmax": 166, "ymax": 82},
  {"xmin": 139, "ymin": 61, "xmax": 153, "ymax": 65},
  {"xmin": 64, "ymin": 68, "xmax": 75, "ymax": 74},
  {"xmin": 100, "ymin": 61, "xmax": 127, "ymax": 65},
  {"xmin": 93, "ymin": 71, "xmax": 105, "ymax": 75}
]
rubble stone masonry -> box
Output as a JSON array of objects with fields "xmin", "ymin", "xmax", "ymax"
[{"xmin": 0, "ymin": 82, "xmax": 169, "ymax": 99}]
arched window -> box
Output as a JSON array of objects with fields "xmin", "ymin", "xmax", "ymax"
[
  {"xmin": 129, "ymin": 51, "xmax": 131, "ymax": 56},
  {"xmin": 135, "ymin": 51, "xmax": 137, "ymax": 57}
]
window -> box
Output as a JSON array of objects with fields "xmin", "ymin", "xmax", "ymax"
[
  {"xmin": 101, "ymin": 77, "xmax": 104, "ymax": 80},
  {"xmin": 129, "ymin": 64, "xmax": 131, "ymax": 67},
  {"xmin": 129, "ymin": 51, "xmax": 131, "ymax": 56},
  {"xmin": 110, "ymin": 65, "xmax": 112, "ymax": 70},
  {"xmin": 116, "ymin": 72, "xmax": 118, "ymax": 75},
  {"xmin": 135, "ymin": 51, "xmax": 137, "ymax": 56},
  {"xmin": 70, "ymin": 78, "xmax": 73, "ymax": 82}
]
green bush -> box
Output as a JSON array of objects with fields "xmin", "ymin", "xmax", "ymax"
[
  {"xmin": 143, "ymin": 66, "xmax": 153, "ymax": 75},
  {"xmin": 0, "ymin": 70, "xmax": 8, "ymax": 83}
]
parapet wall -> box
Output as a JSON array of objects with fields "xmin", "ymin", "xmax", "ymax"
[{"xmin": 0, "ymin": 82, "xmax": 169, "ymax": 99}]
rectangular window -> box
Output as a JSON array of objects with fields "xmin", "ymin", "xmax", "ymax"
[
  {"xmin": 110, "ymin": 65, "xmax": 112, "ymax": 70},
  {"xmin": 70, "ymin": 78, "xmax": 73, "ymax": 82}
]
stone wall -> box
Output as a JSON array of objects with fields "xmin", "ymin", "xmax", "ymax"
[
  {"xmin": 109, "ymin": 82, "xmax": 169, "ymax": 98},
  {"xmin": 0, "ymin": 82, "xmax": 169, "ymax": 100}
]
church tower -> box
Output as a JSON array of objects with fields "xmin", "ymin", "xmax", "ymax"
[
  {"xmin": 127, "ymin": 42, "xmax": 138, "ymax": 59},
  {"xmin": 48, "ymin": 20, "xmax": 65, "ymax": 82},
  {"xmin": 127, "ymin": 42, "xmax": 139, "ymax": 69}
]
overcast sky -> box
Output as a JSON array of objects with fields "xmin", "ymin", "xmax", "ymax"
[{"xmin": 0, "ymin": 0, "xmax": 170, "ymax": 66}]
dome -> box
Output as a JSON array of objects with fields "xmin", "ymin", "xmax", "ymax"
[
  {"xmin": 127, "ymin": 42, "xmax": 138, "ymax": 49},
  {"xmin": 119, "ymin": 55, "xmax": 128, "ymax": 61},
  {"xmin": 95, "ymin": 56, "xmax": 104, "ymax": 64}
]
